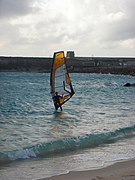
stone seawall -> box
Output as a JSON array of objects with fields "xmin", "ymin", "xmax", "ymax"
[
  {"xmin": 0, "ymin": 56, "xmax": 52, "ymax": 72},
  {"xmin": 0, "ymin": 56, "xmax": 135, "ymax": 75}
]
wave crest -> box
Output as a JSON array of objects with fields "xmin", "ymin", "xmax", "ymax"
[{"xmin": 0, "ymin": 125, "xmax": 135, "ymax": 164}]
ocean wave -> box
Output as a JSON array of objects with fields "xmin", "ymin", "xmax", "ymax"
[{"xmin": 0, "ymin": 125, "xmax": 135, "ymax": 164}]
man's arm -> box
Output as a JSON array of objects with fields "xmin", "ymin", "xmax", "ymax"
[{"xmin": 63, "ymin": 81, "xmax": 74, "ymax": 95}]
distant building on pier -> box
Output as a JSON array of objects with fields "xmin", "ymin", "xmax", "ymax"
[{"xmin": 66, "ymin": 51, "xmax": 75, "ymax": 58}]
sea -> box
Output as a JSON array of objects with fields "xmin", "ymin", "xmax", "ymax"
[{"xmin": 0, "ymin": 72, "xmax": 135, "ymax": 180}]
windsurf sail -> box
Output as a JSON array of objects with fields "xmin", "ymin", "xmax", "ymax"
[{"xmin": 50, "ymin": 51, "xmax": 74, "ymax": 109}]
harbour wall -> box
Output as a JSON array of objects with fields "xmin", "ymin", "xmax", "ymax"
[{"xmin": 0, "ymin": 56, "xmax": 135, "ymax": 75}]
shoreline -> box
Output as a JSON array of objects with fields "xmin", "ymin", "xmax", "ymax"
[{"xmin": 43, "ymin": 159, "xmax": 135, "ymax": 180}]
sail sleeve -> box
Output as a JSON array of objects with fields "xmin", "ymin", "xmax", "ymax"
[{"xmin": 50, "ymin": 51, "xmax": 74, "ymax": 107}]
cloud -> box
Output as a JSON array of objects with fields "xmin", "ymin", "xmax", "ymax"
[
  {"xmin": 103, "ymin": 0, "xmax": 135, "ymax": 41},
  {"xmin": 0, "ymin": 0, "xmax": 38, "ymax": 18},
  {"xmin": 0, "ymin": 0, "xmax": 135, "ymax": 56}
]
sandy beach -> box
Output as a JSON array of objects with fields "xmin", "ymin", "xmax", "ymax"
[{"xmin": 43, "ymin": 159, "xmax": 135, "ymax": 180}]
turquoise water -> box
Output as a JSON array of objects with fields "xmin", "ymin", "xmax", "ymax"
[{"xmin": 0, "ymin": 72, "xmax": 135, "ymax": 179}]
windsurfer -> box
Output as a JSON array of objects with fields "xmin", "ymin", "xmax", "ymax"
[{"xmin": 53, "ymin": 92, "xmax": 63, "ymax": 111}]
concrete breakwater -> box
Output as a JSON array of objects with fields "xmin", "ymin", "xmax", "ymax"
[{"xmin": 0, "ymin": 56, "xmax": 135, "ymax": 75}]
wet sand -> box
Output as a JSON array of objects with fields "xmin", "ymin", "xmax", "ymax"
[{"xmin": 43, "ymin": 159, "xmax": 135, "ymax": 180}]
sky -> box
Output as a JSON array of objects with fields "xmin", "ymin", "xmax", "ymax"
[{"xmin": 0, "ymin": 0, "xmax": 135, "ymax": 57}]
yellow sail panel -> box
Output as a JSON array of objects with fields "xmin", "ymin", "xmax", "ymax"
[
  {"xmin": 50, "ymin": 51, "xmax": 75, "ymax": 110},
  {"xmin": 65, "ymin": 73, "xmax": 71, "ymax": 85},
  {"xmin": 52, "ymin": 52, "xmax": 65, "ymax": 70}
]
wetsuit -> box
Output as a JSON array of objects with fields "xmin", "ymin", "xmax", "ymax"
[{"xmin": 53, "ymin": 95, "xmax": 62, "ymax": 111}]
